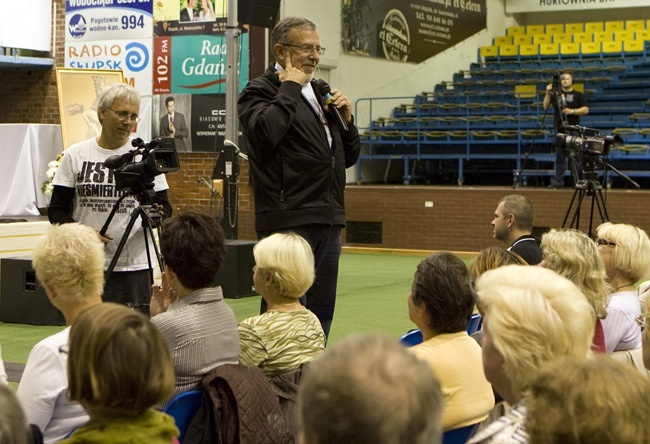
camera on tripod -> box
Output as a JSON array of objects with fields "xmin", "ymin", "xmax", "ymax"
[
  {"xmin": 555, "ymin": 125, "xmax": 622, "ymax": 158},
  {"xmin": 104, "ymin": 138, "xmax": 180, "ymax": 197},
  {"xmin": 552, "ymin": 71, "xmax": 563, "ymax": 94}
]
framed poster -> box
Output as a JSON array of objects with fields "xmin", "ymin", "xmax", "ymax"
[{"xmin": 55, "ymin": 68, "xmax": 125, "ymax": 149}]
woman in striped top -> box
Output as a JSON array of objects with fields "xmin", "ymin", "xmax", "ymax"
[{"xmin": 238, "ymin": 232, "xmax": 325, "ymax": 378}]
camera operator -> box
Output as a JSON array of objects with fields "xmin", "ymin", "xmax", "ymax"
[
  {"xmin": 48, "ymin": 83, "xmax": 172, "ymax": 308},
  {"xmin": 543, "ymin": 71, "xmax": 589, "ymax": 189}
]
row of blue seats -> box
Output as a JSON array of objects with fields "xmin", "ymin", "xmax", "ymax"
[
  {"xmin": 457, "ymin": 67, "xmax": 628, "ymax": 82},
  {"xmin": 371, "ymin": 121, "xmax": 542, "ymax": 132},
  {"xmin": 473, "ymin": 56, "xmax": 643, "ymax": 72},
  {"xmin": 391, "ymin": 103, "xmax": 640, "ymax": 119},
  {"xmin": 393, "ymin": 104, "xmax": 541, "ymax": 118},
  {"xmin": 434, "ymin": 77, "xmax": 620, "ymax": 94}
]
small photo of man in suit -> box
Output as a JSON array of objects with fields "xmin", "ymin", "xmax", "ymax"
[
  {"xmin": 180, "ymin": 0, "xmax": 198, "ymax": 22},
  {"xmin": 160, "ymin": 96, "xmax": 189, "ymax": 152}
]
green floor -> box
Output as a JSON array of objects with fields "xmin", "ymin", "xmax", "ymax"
[{"xmin": 1, "ymin": 252, "xmax": 427, "ymax": 383}]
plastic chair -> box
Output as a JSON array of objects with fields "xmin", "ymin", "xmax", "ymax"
[
  {"xmin": 467, "ymin": 314, "xmax": 483, "ymax": 335},
  {"xmin": 163, "ymin": 389, "xmax": 203, "ymax": 442},
  {"xmin": 442, "ymin": 423, "xmax": 479, "ymax": 444},
  {"xmin": 399, "ymin": 329, "xmax": 423, "ymax": 347}
]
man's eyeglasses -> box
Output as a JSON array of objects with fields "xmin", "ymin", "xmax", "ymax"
[
  {"xmin": 280, "ymin": 43, "xmax": 326, "ymax": 56},
  {"xmin": 109, "ymin": 108, "xmax": 141, "ymax": 123},
  {"xmin": 636, "ymin": 314, "xmax": 648, "ymax": 331},
  {"xmin": 596, "ymin": 238, "xmax": 616, "ymax": 247}
]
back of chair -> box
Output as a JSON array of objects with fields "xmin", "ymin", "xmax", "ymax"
[
  {"xmin": 467, "ymin": 314, "xmax": 483, "ymax": 335},
  {"xmin": 442, "ymin": 423, "xmax": 479, "ymax": 444},
  {"xmin": 399, "ymin": 329, "xmax": 423, "ymax": 347},
  {"xmin": 163, "ymin": 389, "xmax": 203, "ymax": 442}
]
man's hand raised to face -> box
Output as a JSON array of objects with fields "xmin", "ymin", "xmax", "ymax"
[{"xmin": 276, "ymin": 51, "xmax": 310, "ymax": 86}]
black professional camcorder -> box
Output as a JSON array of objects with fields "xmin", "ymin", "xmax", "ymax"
[
  {"xmin": 555, "ymin": 125, "xmax": 622, "ymax": 157},
  {"xmin": 105, "ymin": 137, "xmax": 180, "ymax": 193},
  {"xmin": 552, "ymin": 71, "xmax": 563, "ymax": 94}
]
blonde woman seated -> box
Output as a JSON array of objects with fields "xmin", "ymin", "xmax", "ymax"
[
  {"xmin": 408, "ymin": 252, "xmax": 494, "ymax": 431},
  {"xmin": 527, "ymin": 356, "xmax": 650, "ymax": 444},
  {"xmin": 469, "ymin": 247, "xmax": 527, "ymax": 282},
  {"xmin": 238, "ymin": 232, "xmax": 325, "ymax": 378},
  {"xmin": 60, "ymin": 303, "xmax": 178, "ymax": 444},
  {"xmin": 540, "ymin": 229, "xmax": 609, "ymax": 353},
  {"xmin": 596, "ymin": 222, "xmax": 650, "ymax": 353},
  {"xmin": 467, "ymin": 266, "xmax": 594, "ymax": 444}
]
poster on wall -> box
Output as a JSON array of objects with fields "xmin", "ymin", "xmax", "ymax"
[
  {"xmin": 154, "ymin": 0, "xmax": 229, "ymax": 36},
  {"xmin": 152, "ymin": 93, "xmax": 228, "ymax": 152},
  {"xmin": 341, "ymin": 0, "xmax": 486, "ymax": 64},
  {"xmin": 65, "ymin": 0, "xmax": 153, "ymax": 42},
  {"xmin": 55, "ymin": 68, "xmax": 124, "ymax": 149},
  {"xmin": 153, "ymin": 33, "xmax": 249, "ymax": 95}
]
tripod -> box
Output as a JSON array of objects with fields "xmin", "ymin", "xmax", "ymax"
[
  {"xmin": 99, "ymin": 187, "xmax": 164, "ymax": 303},
  {"xmin": 562, "ymin": 171, "xmax": 609, "ymax": 238}
]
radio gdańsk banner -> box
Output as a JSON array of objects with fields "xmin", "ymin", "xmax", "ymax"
[
  {"xmin": 66, "ymin": 0, "xmax": 153, "ymax": 42},
  {"xmin": 342, "ymin": 0, "xmax": 486, "ymax": 64},
  {"xmin": 506, "ymin": 0, "xmax": 641, "ymax": 13}
]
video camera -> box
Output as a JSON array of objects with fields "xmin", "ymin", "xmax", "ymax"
[
  {"xmin": 104, "ymin": 137, "xmax": 180, "ymax": 196},
  {"xmin": 555, "ymin": 125, "xmax": 622, "ymax": 157},
  {"xmin": 552, "ymin": 71, "xmax": 563, "ymax": 94}
]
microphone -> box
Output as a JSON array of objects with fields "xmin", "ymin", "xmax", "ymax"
[
  {"xmin": 224, "ymin": 139, "xmax": 249, "ymax": 161},
  {"xmin": 314, "ymin": 79, "xmax": 349, "ymax": 132},
  {"xmin": 104, "ymin": 150, "xmax": 136, "ymax": 170}
]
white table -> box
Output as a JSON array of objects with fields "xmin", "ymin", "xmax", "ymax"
[{"xmin": 0, "ymin": 124, "xmax": 63, "ymax": 216}]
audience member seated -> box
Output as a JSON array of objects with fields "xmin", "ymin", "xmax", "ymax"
[
  {"xmin": 60, "ymin": 303, "xmax": 178, "ymax": 443},
  {"xmin": 0, "ymin": 383, "xmax": 35, "ymax": 444},
  {"xmin": 150, "ymin": 211, "xmax": 239, "ymax": 401},
  {"xmin": 17, "ymin": 223, "xmax": 105, "ymax": 444},
  {"xmin": 490, "ymin": 195, "xmax": 543, "ymax": 265},
  {"xmin": 407, "ymin": 252, "xmax": 494, "ymax": 431},
  {"xmin": 540, "ymin": 229, "xmax": 609, "ymax": 353},
  {"xmin": 238, "ymin": 232, "xmax": 325, "ymax": 378},
  {"xmin": 467, "ymin": 266, "xmax": 594, "ymax": 444},
  {"xmin": 298, "ymin": 333, "xmax": 444, "ymax": 444},
  {"xmin": 469, "ymin": 247, "xmax": 527, "ymax": 282},
  {"xmin": 637, "ymin": 299, "xmax": 650, "ymax": 370},
  {"xmin": 596, "ymin": 222, "xmax": 650, "ymax": 353},
  {"xmin": 0, "ymin": 345, "xmax": 7, "ymax": 385},
  {"xmin": 527, "ymin": 356, "xmax": 650, "ymax": 444}
]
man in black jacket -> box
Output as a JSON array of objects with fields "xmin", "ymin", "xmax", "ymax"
[
  {"xmin": 491, "ymin": 194, "xmax": 543, "ymax": 265},
  {"xmin": 238, "ymin": 16, "xmax": 361, "ymax": 338}
]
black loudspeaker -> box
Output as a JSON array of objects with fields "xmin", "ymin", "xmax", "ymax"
[
  {"xmin": 214, "ymin": 240, "xmax": 257, "ymax": 299},
  {"xmin": 0, "ymin": 257, "xmax": 65, "ymax": 326},
  {"xmin": 238, "ymin": 0, "xmax": 280, "ymax": 29}
]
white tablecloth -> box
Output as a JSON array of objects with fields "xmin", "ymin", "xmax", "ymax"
[
  {"xmin": 0, "ymin": 220, "xmax": 50, "ymax": 258},
  {"xmin": 0, "ymin": 124, "xmax": 63, "ymax": 216}
]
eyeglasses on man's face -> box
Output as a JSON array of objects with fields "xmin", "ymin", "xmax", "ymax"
[
  {"xmin": 280, "ymin": 43, "xmax": 326, "ymax": 56},
  {"xmin": 596, "ymin": 238, "xmax": 616, "ymax": 247},
  {"xmin": 109, "ymin": 108, "xmax": 141, "ymax": 123}
]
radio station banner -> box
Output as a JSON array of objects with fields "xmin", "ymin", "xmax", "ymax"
[
  {"xmin": 65, "ymin": 38, "xmax": 153, "ymax": 96},
  {"xmin": 506, "ymin": 0, "xmax": 641, "ymax": 14},
  {"xmin": 342, "ymin": 0, "xmax": 486, "ymax": 63},
  {"xmin": 153, "ymin": 33, "xmax": 249, "ymax": 95},
  {"xmin": 66, "ymin": 0, "xmax": 153, "ymax": 42}
]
